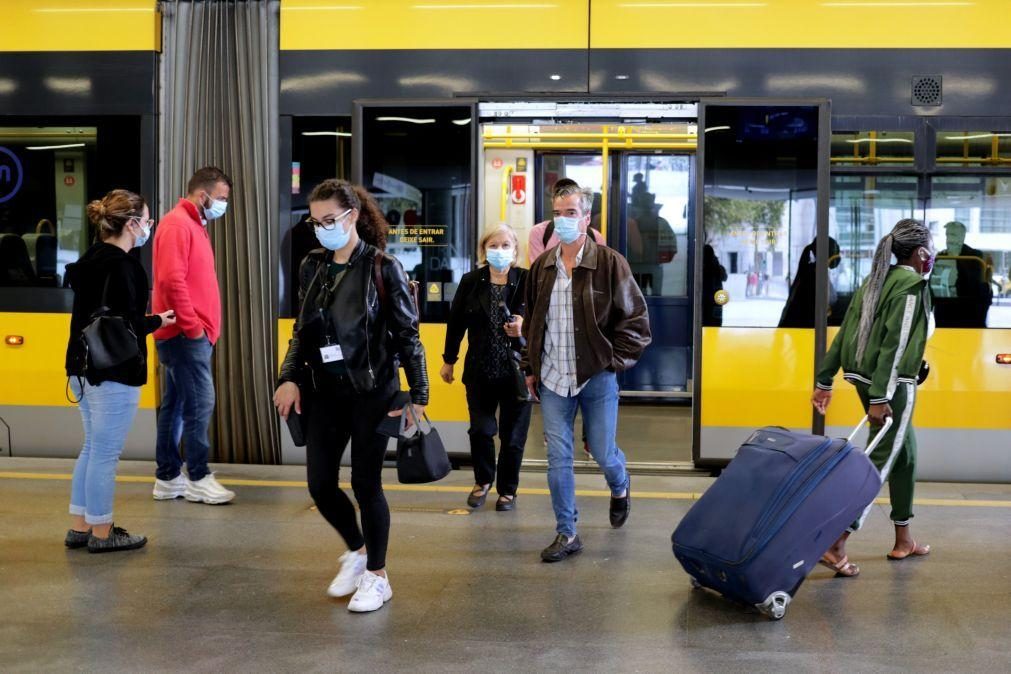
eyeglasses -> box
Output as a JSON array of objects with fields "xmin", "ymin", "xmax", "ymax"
[
  {"xmin": 129, "ymin": 215, "xmax": 156, "ymax": 228},
  {"xmin": 307, "ymin": 209, "xmax": 352, "ymax": 230}
]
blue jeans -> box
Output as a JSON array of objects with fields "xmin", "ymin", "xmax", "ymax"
[
  {"xmin": 155, "ymin": 335, "xmax": 215, "ymax": 482},
  {"xmin": 69, "ymin": 379, "xmax": 141, "ymax": 525},
  {"xmin": 540, "ymin": 370, "xmax": 629, "ymax": 537}
]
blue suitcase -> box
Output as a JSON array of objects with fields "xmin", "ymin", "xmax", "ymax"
[{"xmin": 672, "ymin": 417, "xmax": 891, "ymax": 619}]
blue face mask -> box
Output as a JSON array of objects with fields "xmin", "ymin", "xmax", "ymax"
[
  {"xmin": 486, "ymin": 248, "xmax": 514, "ymax": 272},
  {"xmin": 553, "ymin": 216, "xmax": 582, "ymax": 244},
  {"xmin": 131, "ymin": 219, "xmax": 151, "ymax": 248},
  {"xmin": 314, "ymin": 217, "xmax": 353, "ymax": 251},
  {"xmin": 203, "ymin": 195, "xmax": 228, "ymax": 221}
]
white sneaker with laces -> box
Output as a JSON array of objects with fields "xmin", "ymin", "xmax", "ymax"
[
  {"xmin": 184, "ymin": 473, "xmax": 235, "ymax": 504},
  {"xmin": 152, "ymin": 474, "xmax": 188, "ymax": 500},
  {"xmin": 347, "ymin": 570, "xmax": 392, "ymax": 613},
  {"xmin": 327, "ymin": 550, "xmax": 368, "ymax": 598}
]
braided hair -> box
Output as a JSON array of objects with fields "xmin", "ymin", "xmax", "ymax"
[
  {"xmin": 855, "ymin": 218, "xmax": 932, "ymax": 365},
  {"xmin": 307, "ymin": 178, "xmax": 389, "ymax": 250}
]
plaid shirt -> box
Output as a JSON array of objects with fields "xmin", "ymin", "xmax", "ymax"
[{"xmin": 540, "ymin": 242, "xmax": 586, "ymax": 397}]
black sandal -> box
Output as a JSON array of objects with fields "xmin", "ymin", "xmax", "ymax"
[
  {"xmin": 495, "ymin": 494, "xmax": 517, "ymax": 512},
  {"xmin": 467, "ymin": 484, "xmax": 490, "ymax": 509}
]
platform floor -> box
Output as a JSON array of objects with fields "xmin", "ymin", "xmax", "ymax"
[{"xmin": 0, "ymin": 458, "xmax": 1009, "ymax": 673}]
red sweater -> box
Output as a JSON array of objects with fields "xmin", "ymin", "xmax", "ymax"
[{"xmin": 152, "ymin": 199, "xmax": 222, "ymax": 344}]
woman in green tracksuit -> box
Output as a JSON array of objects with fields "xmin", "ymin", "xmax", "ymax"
[{"xmin": 811, "ymin": 218, "xmax": 934, "ymax": 577}]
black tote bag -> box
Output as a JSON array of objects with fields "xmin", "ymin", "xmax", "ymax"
[{"xmin": 395, "ymin": 404, "xmax": 451, "ymax": 484}]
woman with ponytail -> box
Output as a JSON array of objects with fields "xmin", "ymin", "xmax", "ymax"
[
  {"xmin": 64, "ymin": 190, "xmax": 176, "ymax": 553},
  {"xmin": 274, "ymin": 178, "xmax": 428, "ymax": 613},
  {"xmin": 811, "ymin": 218, "xmax": 935, "ymax": 577}
]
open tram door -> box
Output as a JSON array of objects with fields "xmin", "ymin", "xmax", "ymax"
[{"xmin": 693, "ymin": 99, "xmax": 832, "ymax": 469}]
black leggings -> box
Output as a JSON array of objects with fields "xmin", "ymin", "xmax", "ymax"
[{"xmin": 305, "ymin": 375, "xmax": 396, "ymax": 571}]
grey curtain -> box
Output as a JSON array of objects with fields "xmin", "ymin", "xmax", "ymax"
[{"xmin": 159, "ymin": 0, "xmax": 281, "ymax": 464}]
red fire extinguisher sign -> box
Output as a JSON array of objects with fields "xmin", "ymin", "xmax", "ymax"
[{"xmin": 511, "ymin": 174, "xmax": 526, "ymax": 204}]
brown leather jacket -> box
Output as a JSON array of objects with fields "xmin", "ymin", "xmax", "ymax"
[{"xmin": 521, "ymin": 235, "xmax": 651, "ymax": 386}]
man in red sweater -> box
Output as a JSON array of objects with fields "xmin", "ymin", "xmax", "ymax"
[{"xmin": 151, "ymin": 167, "xmax": 235, "ymax": 505}]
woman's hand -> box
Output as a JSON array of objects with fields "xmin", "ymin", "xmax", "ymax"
[
  {"xmin": 273, "ymin": 381, "xmax": 301, "ymax": 419},
  {"xmin": 503, "ymin": 315, "xmax": 523, "ymax": 338},
  {"xmin": 440, "ymin": 363, "xmax": 455, "ymax": 384},
  {"xmin": 811, "ymin": 388, "xmax": 832, "ymax": 415},
  {"xmin": 388, "ymin": 404, "xmax": 427, "ymax": 419},
  {"xmin": 158, "ymin": 310, "xmax": 177, "ymax": 328},
  {"xmin": 868, "ymin": 402, "xmax": 892, "ymax": 426}
]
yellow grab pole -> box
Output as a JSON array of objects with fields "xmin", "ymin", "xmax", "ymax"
[
  {"xmin": 600, "ymin": 139, "xmax": 609, "ymax": 240},
  {"xmin": 500, "ymin": 164, "xmax": 513, "ymax": 222}
]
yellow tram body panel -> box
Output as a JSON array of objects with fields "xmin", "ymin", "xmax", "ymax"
[
  {"xmin": 277, "ymin": 319, "xmax": 469, "ymax": 423},
  {"xmin": 0, "ymin": 313, "xmax": 159, "ymax": 410},
  {"xmin": 0, "ymin": 0, "xmax": 160, "ymax": 52}
]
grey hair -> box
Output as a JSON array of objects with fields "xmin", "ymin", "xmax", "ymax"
[
  {"xmin": 553, "ymin": 184, "xmax": 594, "ymax": 215},
  {"xmin": 855, "ymin": 218, "xmax": 932, "ymax": 365}
]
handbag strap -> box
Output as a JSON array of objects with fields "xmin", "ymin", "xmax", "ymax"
[{"xmin": 400, "ymin": 402, "xmax": 431, "ymax": 435}]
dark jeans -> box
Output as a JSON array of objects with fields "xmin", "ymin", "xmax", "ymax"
[
  {"xmin": 465, "ymin": 376, "xmax": 532, "ymax": 496},
  {"xmin": 155, "ymin": 335, "xmax": 215, "ymax": 482},
  {"xmin": 305, "ymin": 374, "xmax": 397, "ymax": 571}
]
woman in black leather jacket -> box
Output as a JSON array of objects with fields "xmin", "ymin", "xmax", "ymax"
[
  {"xmin": 273, "ymin": 179, "xmax": 428, "ymax": 613},
  {"xmin": 440, "ymin": 224, "xmax": 531, "ymax": 511}
]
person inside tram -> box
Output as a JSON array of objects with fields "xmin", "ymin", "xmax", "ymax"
[
  {"xmin": 522, "ymin": 183, "xmax": 651, "ymax": 563},
  {"xmin": 527, "ymin": 178, "xmax": 605, "ymax": 264},
  {"xmin": 778, "ymin": 236, "xmax": 841, "ymax": 328},
  {"xmin": 273, "ymin": 178, "xmax": 428, "ymax": 613},
  {"xmin": 812, "ymin": 218, "xmax": 935, "ymax": 577},
  {"xmin": 64, "ymin": 189, "xmax": 176, "ymax": 553},
  {"xmin": 441, "ymin": 224, "xmax": 531, "ymax": 512},
  {"xmin": 933, "ymin": 220, "xmax": 992, "ymax": 327},
  {"xmin": 701, "ymin": 243, "xmax": 727, "ymax": 327},
  {"xmin": 628, "ymin": 191, "xmax": 674, "ymax": 296}
]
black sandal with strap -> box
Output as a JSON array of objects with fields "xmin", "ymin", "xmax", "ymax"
[{"xmin": 467, "ymin": 484, "xmax": 490, "ymax": 509}]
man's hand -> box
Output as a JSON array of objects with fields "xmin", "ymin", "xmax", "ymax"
[
  {"xmin": 868, "ymin": 402, "xmax": 892, "ymax": 426},
  {"xmin": 811, "ymin": 388, "xmax": 832, "ymax": 415},
  {"xmin": 525, "ymin": 375, "xmax": 539, "ymax": 402}
]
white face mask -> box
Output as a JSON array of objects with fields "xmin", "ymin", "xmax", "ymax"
[
  {"xmin": 204, "ymin": 194, "xmax": 228, "ymax": 220},
  {"xmin": 553, "ymin": 216, "xmax": 582, "ymax": 244},
  {"xmin": 132, "ymin": 219, "xmax": 151, "ymax": 248}
]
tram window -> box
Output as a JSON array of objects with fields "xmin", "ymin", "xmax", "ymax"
[
  {"xmin": 0, "ymin": 120, "xmax": 142, "ymax": 295},
  {"xmin": 360, "ymin": 106, "xmax": 473, "ymax": 322},
  {"xmin": 702, "ymin": 106, "xmax": 819, "ymax": 328},
  {"xmin": 828, "ymin": 175, "xmax": 924, "ymax": 325},
  {"xmin": 285, "ymin": 116, "xmax": 352, "ymax": 317},
  {"xmin": 625, "ymin": 154, "xmax": 690, "ymax": 297},
  {"xmin": 936, "ymin": 131, "xmax": 1011, "ymax": 168},
  {"xmin": 926, "ymin": 175, "xmax": 1011, "ymax": 328},
  {"xmin": 831, "ymin": 131, "xmax": 914, "ymax": 167}
]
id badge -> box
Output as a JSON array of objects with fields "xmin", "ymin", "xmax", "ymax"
[{"xmin": 319, "ymin": 343, "xmax": 343, "ymax": 363}]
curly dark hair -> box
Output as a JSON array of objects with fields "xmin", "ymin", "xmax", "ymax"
[{"xmin": 308, "ymin": 178, "xmax": 388, "ymax": 250}]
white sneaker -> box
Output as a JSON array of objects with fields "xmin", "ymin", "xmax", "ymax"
[
  {"xmin": 184, "ymin": 474, "xmax": 235, "ymax": 505},
  {"xmin": 327, "ymin": 550, "xmax": 368, "ymax": 598},
  {"xmin": 347, "ymin": 570, "xmax": 392, "ymax": 613},
  {"xmin": 153, "ymin": 474, "xmax": 188, "ymax": 500}
]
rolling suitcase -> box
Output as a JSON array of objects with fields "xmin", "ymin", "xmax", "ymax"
[{"xmin": 671, "ymin": 416, "xmax": 892, "ymax": 619}]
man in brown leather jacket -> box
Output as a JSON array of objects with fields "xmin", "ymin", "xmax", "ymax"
[{"xmin": 521, "ymin": 184, "xmax": 651, "ymax": 562}]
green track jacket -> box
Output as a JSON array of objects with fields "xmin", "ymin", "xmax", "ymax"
[{"xmin": 816, "ymin": 266, "xmax": 931, "ymax": 405}]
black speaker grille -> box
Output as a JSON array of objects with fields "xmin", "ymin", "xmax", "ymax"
[{"xmin": 912, "ymin": 76, "xmax": 942, "ymax": 106}]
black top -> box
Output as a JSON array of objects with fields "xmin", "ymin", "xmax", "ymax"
[
  {"xmin": 481, "ymin": 283, "xmax": 514, "ymax": 379},
  {"xmin": 65, "ymin": 242, "xmax": 162, "ymax": 386},
  {"xmin": 443, "ymin": 265, "xmax": 527, "ymax": 386},
  {"xmin": 319, "ymin": 260, "xmax": 349, "ymax": 377}
]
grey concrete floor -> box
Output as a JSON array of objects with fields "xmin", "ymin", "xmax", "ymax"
[{"xmin": 0, "ymin": 457, "xmax": 1009, "ymax": 673}]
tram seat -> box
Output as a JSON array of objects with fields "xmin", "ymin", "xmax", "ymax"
[
  {"xmin": 0, "ymin": 234, "xmax": 38, "ymax": 287},
  {"xmin": 22, "ymin": 233, "xmax": 58, "ymax": 285}
]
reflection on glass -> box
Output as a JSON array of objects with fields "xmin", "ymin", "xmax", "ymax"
[
  {"xmin": 540, "ymin": 154, "xmax": 602, "ymax": 224},
  {"xmin": 936, "ymin": 131, "xmax": 1011, "ymax": 167},
  {"xmin": 927, "ymin": 176, "xmax": 1010, "ymax": 328},
  {"xmin": 625, "ymin": 155, "xmax": 689, "ymax": 297},
  {"xmin": 831, "ymin": 130, "xmax": 914, "ymax": 167},
  {"xmin": 702, "ymin": 106, "xmax": 819, "ymax": 327},
  {"xmin": 362, "ymin": 106, "xmax": 473, "ymax": 322},
  {"xmin": 828, "ymin": 175, "xmax": 922, "ymax": 324}
]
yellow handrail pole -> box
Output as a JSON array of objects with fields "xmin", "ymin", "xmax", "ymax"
[
  {"xmin": 500, "ymin": 164, "xmax": 514, "ymax": 222},
  {"xmin": 600, "ymin": 139, "xmax": 609, "ymax": 240},
  {"xmin": 482, "ymin": 132, "xmax": 696, "ymax": 141},
  {"xmin": 482, "ymin": 142, "xmax": 697, "ymax": 150}
]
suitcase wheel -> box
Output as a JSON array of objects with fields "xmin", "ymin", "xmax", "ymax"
[
  {"xmin": 688, "ymin": 576, "xmax": 702, "ymax": 590},
  {"xmin": 756, "ymin": 591, "xmax": 791, "ymax": 620}
]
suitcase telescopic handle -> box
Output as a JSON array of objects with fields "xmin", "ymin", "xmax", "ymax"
[{"xmin": 847, "ymin": 415, "xmax": 895, "ymax": 455}]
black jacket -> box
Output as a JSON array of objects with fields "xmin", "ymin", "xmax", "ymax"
[
  {"xmin": 443, "ymin": 265, "xmax": 527, "ymax": 386},
  {"xmin": 278, "ymin": 241, "xmax": 429, "ymax": 405},
  {"xmin": 65, "ymin": 242, "xmax": 162, "ymax": 386}
]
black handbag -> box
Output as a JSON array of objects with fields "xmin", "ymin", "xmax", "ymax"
[
  {"xmin": 395, "ymin": 404, "xmax": 451, "ymax": 484},
  {"xmin": 507, "ymin": 350, "xmax": 530, "ymax": 403},
  {"xmin": 81, "ymin": 274, "xmax": 139, "ymax": 371}
]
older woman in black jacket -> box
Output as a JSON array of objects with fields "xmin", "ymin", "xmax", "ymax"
[
  {"xmin": 273, "ymin": 179, "xmax": 428, "ymax": 614},
  {"xmin": 441, "ymin": 224, "xmax": 531, "ymax": 511}
]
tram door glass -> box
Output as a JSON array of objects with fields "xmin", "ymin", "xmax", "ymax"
[
  {"xmin": 539, "ymin": 154, "xmax": 602, "ymax": 224},
  {"xmin": 0, "ymin": 121, "xmax": 141, "ymax": 291},
  {"xmin": 828, "ymin": 175, "xmax": 923, "ymax": 325},
  {"xmin": 702, "ymin": 108, "xmax": 820, "ymax": 327},
  {"xmin": 624, "ymin": 155, "xmax": 690, "ymax": 297},
  {"xmin": 360, "ymin": 106, "xmax": 473, "ymax": 322}
]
